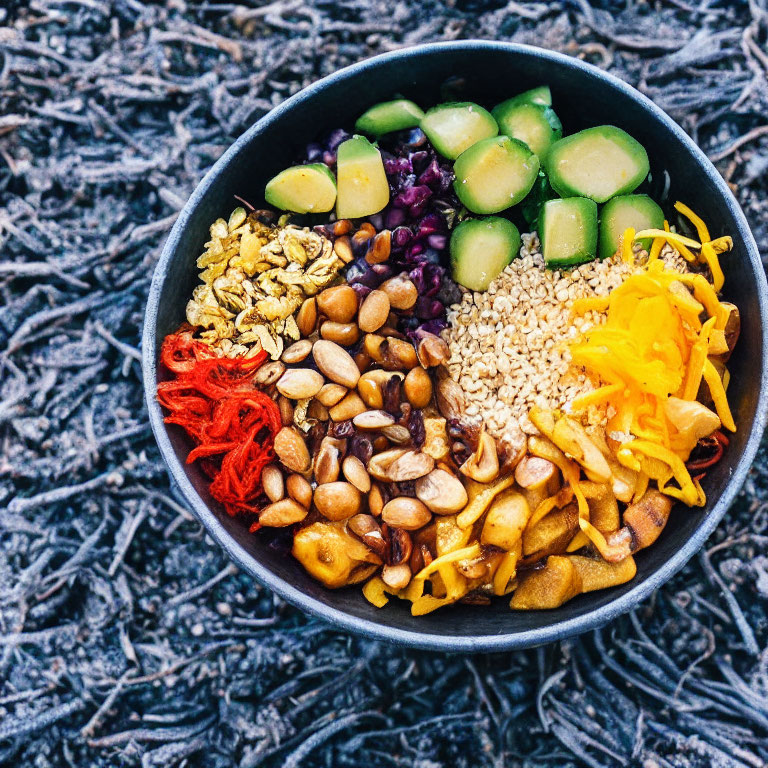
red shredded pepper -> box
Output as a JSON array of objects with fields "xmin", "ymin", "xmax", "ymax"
[
  {"xmin": 157, "ymin": 328, "xmax": 281, "ymax": 517},
  {"xmin": 686, "ymin": 430, "xmax": 729, "ymax": 474}
]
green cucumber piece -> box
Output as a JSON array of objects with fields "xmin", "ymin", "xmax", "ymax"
[
  {"xmin": 510, "ymin": 85, "xmax": 552, "ymax": 107},
  {"xmin": 264, "ymin": 163, "xmax": 337, "ymax": 214},
  {"xmin": 540, "ymin": 197, "xmax": 598, "ymax": 267},
  {"xmin": 453, "ymin": 135, "xmax": 540, "ymax": 215},
  {"xmin": 598, "ymin": 194, "xmax": 664, "ymax": 260},
  {"xmin": 492, "ymin": 101, "xmax": 562, "ymax": 161},
  {"xmin": 450, "ymin": 217, "xmax": 521, "ymax": 291},
  {"xmin": 420, "ymin": 102, "xmax": 498, "ymax": 160},
  {"xmin": 335, "ymin": 135, "xmax": 390, "ymax": 219},
  {"xmin": 521, "ymin": 172, "xmax": 556, "ymax": 231},
  {"xmin": 354, "ymin": 99, "xmax": 425, "ymax": 136},
  {"xmin": 545, "ymin": 126, "xmax": 650, "ymax": 203}
]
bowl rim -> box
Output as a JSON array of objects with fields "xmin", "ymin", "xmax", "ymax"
[{"xmin": 142, "ymin": 40, "xmax": 768, "ymax": 652}]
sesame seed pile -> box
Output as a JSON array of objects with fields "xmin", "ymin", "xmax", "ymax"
[{"xmin": 442, "ymin": 233, "xmax": 688, "ymax": 440}]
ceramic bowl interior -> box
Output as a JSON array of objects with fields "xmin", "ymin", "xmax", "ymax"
[{"xmin": 143, "ymin": 42, "xmax": 768, "ymax": 652}]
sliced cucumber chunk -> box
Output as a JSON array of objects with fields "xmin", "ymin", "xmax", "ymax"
[
  {"xmin": 355, "ymin": 99, "xmax": 425, "ymax": 136},
  {"xmin": 545, "ymin": 126, "xmax": 650, "ymax": 203},
  {"xmin": 420, "ymin": 102, "xmax": 498, "ymax": 160},
  {"xmin": 492, "ymin": 101, "xmax": 562, "ymax": 161},
  {"xmin": 264, "ymin": 163, "xmax": 336, "ymax": 214},
  {"xmin": 335, "ymin": 135, "xmax": 390, "ymax": 219},
  {"xmin": 521, "ymin": 172, "xmax": 556, "ymax": 231},
  {"xmin": 450, "ymin": 217, "xmax": 521, "ymax": 291},
  {"xmin": 598, "ymin": 194, "xmax": 664, "ymax": 259},
  {"xmin": 540, "ymin": 197, "xmax": 598, "ymax": 267},
  {"xmin": 513, "ymin": 85, "xmax": 552, "ymax": 107},
  {"xmin": 453, "ymin": 135, "xmax": 540, "ymax": 215}
]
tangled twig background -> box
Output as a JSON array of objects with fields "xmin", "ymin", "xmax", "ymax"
[{"xmin": 1, "ymin": 1, "xmax": 768, "ymax": 766}]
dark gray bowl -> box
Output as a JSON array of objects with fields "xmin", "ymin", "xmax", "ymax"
[{"xmin": 142, "ymin": 41, "xmax": 768, "ymax": 652}]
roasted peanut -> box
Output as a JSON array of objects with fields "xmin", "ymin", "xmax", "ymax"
[
  {"xmin": 415, "ymin": 468, "xmax": 468, "ymax": 514},
  {"xmin": 296, "ymin": 297, "xmax": 318, "ymax": 338},
  {"xmin": 363, "ymin": 333, "xmax": 386, "ymax": 361},
  {"xmin": 320, "ymin": 321, "xmax": 360, "ymax": 346},
  {"xmin": 253, "ymin": 361, "xmax": 285, "ymax": 386},
  {"xmin": 358, "ymin": 289, "xmax": 391, "ymax": 333},
  {"xmin": 381, "ymin": 497, "xmax": 432, "ymax": 531},
  {"xmin": 380, "ymin": 338, "xmax": 419, "ymax": 370},
  {"xmin": 259, "ymin": 498, "xmax": 308, "ymax": 527},
  {"xmin": 333, "ymin": 235, "xmax": 354, "ymax": 263},
  {"xmin": 415, "ymin": 331, "xmax": 450, "ymax": 367},
  {"xmin": 357, "ymin": 370, "xmax": 403, "ymax": 409},
  {"xmin": 348, "ymin": 513, "xmax": 387, "ymax": 558},
  {"xmin": 261, "ymin": 464, "xmax": 285, "ymax": 503},
  {"xmin": 342, "ymin": 455, "xmax": 371, "ymax": 493},
  {"xmin": 352, "ymin": 222, "xmax": 376, "ymax": 246},
  {"xmin": 276, "ymin": 368, "xmax": 324, "ymax": 400},
  {"xmin": 380, "ymin": 275, "xmax": 418, "ymax": 310},
  {"xmin": 313, "ymin": 339, "xmax": 360, "ymax": 388},
  {"xmin": 404, "ymin": 366, "xmax": 433, "ymax": 408},
  {"xmin": 368, "ymin": 448, "xmax": 434, "ymax": 482},
  {"xmin": 278, "ymin": 395, "xmax": 294, "ymax": 426},
  {"xmin": 365, "ymin": 229, "xmax": 391, "ymax": 265},
  {"xmin": 317, "ymin": 285, "xmax": 358, "ymax": 324},
  {"xmin": 382, "ymin": 424, "xmax": 411, "ymax": 444},
  {"xmin": 317, "ymin": 383, "xmax": 347, "ymax": 407},
  {"xmin": 329, "ymin": 391, "xmax": 367, "ymax": 421},
  {"xmin": 354, "ymin": 350, "xmax": 372, "ymax": 373},
  {"xmin": 381, "ymin": 563, "xmax": 411, "ymax": 590},
  {"xmin": 274, "ymin": 427, "xmax": 310, "ymax": 473},
  {"xmin": 369, "ymin": 483, "xmax": 385, "ymax": 517},
  {"xmin": 353, "ymin": 409, "xmax": 396, "ymax": 430},
  {"xmin": 314, "ymin": 481, "xmax": 362, "ymax": 521},
  {"xmin": 281, "ymin": 339, "xmax": 313, "ymax": 364},
  {"xmin": 286, "ymin": 473, "xmax": 312, "ymax": 508},
  {"xmin": 313, "ymin": 436, "xmax": 343, "ymax": 485}
]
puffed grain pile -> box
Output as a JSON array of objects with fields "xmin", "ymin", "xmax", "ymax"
[{"xmin": 442, "ymin": 233, "xmax": 688, "ymax": 439}]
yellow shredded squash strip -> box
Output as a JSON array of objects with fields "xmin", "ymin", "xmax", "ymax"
[
  {"xmin": 702, "ymin": 359, "xmax": 737, "ymax": 432},
  {"xmin": 569, "ymin": 205, "xmax": 736, "ymax": 508}
]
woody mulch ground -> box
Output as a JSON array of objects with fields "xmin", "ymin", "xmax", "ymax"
[{"xmin": 1, "ymin": 1, "xmax": 768, "ymax": 766}]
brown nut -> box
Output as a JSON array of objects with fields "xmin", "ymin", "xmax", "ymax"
[
  {"xmin": 333, "ymin": 220, "xmax": 353, "ymax": 236},
  {"xmin": 363, "ymin": 333, "xmax": 386, "ymax": 362},
  {"xmin": 259, "ymin": 498, "xmax": 308, "ymax": 527},
  {"xmin": 276, "ymin": 368, "xmax": 324, "ymax": 400},
  {"xmin": 313, "ymin": 339, "xmax": 360, "ymax": 388},
  {"xmin": 380, "ymin": 275, "xmax": 418, "ymax": 310},
  {"xmin": 313, "ymin": 436, "xmax": 343, "ymax": 485},
  {"xmin": 352, "ymin": 222, "xmax": 376, "ymax": 246},
  {"xmin": 353, "ymin": 409, "xmax": 396, "ymax": 430},
  {"xmin": 320, "ymin": 321, "xmax": 360, "ymax": 346},
  {"xmin": 380, "ymin": 338, "xmax": 419, "ymax": 371},
  {"xmin": 355, "ymin": 350, "xmax": 372, "ymax": 373},
  {"xmin": 415, "ymin": 468, "xmax": 468, "ymax": 514},
  {"xmin": 358, "ymin": 290, "xmax": 391, "ymax": 333},
  {"xmin": 381, "ymin": 563, "xmax": 412, "ymax": 590},
  {"xmin": 369, "ymin": 483, "xmax": 385, "ymax": 517},
  {"xmin": 314, "ymin": 482, "xmax": 362, "ymax": 521},
  {"xmin": 365, "ymin": 229, "xmax": 391, "ymax": 265},
  {"xmin": 261, "ymin": 464, "xmax": 285, "ymax": 503},
  {"xmin": 317, "ymin": 383, "xmax": 348, "ymax": 407},
  {"xmin": 348, "ymin": 513, "xmax": 387, "ymax": 558},
  {"xmin": 387, "ymin": 527, "xmax": 413, "ymax": 566},
  {"xmin": 253, "ymin": 361, "xmax": 285, "ymax": 386},
  {"xmin": 381, "ymin": 497, "xmax": 432, "ymax": 531},
  {"xmin": 357, "ymin": 370, "xmax": 404, "ymax": 409},
  {"xmin": 404, "ymin": 367, "xmax": 433, "ymax": 408},
  {"xmin": 415, "ymin": 332, "xmax": 450, "ymax": 368},
  {"xmin": 329, "ymin": 391, "xmax": 367, "ymax": 421},
  {"xmin": 274, "ymin": 427, "xmax": 310, "ymax": 473},
  {"xmin": 296, "ymin": 297, "xmax": 318, "ymax": 338},
  {"xmin": 342, "ymin": 455, "xmax": 371, "ymax": 493},
  {"xmin": 286, "ymin": 473, "xmax": 312, "ymax": 508},
  {"xmin": 333, "ymin": 235, "xmax": 354, "ymax": 263},
  {"xmin": 317, "ymin": 285, "xmax": 358, "ymax": 324},
  {"xmin": 435, "ymin": 373, "xmax": 465, "ymax": 421},
  {"xmin": 368, "ymin": 448, "xmax": 434, "ymax": 482},
  {"xmin": 382, "ymin": 424, "xmax": 411, "ymax": 444},
  {"xmin": 281, "ymin": 339, "xmax": 313, "ymax": 364},
  {"xmin": 278, "ymin": 395, "xmax": 294, "ymax": 426}
]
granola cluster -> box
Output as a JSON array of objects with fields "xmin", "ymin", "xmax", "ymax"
[{"xmin": 186, "ymin": 207, "xmax": 343, "ymax": 359}]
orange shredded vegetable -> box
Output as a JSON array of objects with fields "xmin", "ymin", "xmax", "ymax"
[{"xmin": 569, "ymin": 203, "xmax": 736, "ymax": 509}]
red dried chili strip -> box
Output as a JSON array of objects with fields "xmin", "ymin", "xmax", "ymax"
[
  {"xmin": 686, "ymin": 430, "xmax": 728, "ymax": 473},
  {"xmin": 156, "ymin": 330, "xmax": 279, "ymax": 517}
]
